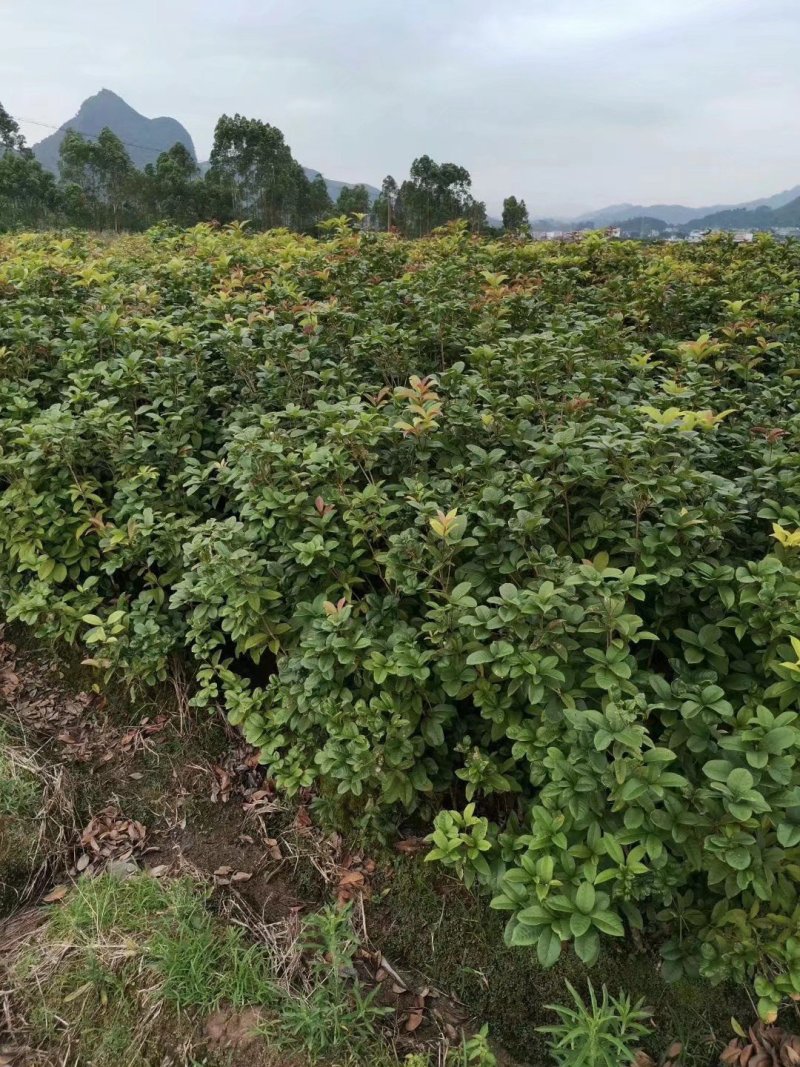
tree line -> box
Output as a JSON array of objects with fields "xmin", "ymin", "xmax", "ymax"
[{"xmin": 0, "ymin": 101, "xmax": 530, "ymax": 235}]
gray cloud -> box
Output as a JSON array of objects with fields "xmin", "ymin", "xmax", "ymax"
[{"xmin": 3, "ymin": 0, "xmax": 799, "ymax": 216}]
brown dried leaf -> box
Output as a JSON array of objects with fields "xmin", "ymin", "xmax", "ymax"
[
  {"xmin": 294, "ymin": 806, "xmax": 312, "ymax": 831},
  {"xmin": 0, "ymin": 668, "xmax": 21, "ymax": 697},
  {"xmin": 42, "ymin": 884, "xmax": 69, "ymax": 903},
  {"xmin": 394, "ymin": 837, "xmax": 427, "ymax": 854},
  {"xmin": 338, "ymin": 871, "xmax": 365, "ymax": 888},
  {"xmin": 405, "ymin": 1012, "xmax": 424, "ymax": 1033}
]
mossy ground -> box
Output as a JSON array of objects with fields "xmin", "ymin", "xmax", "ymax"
[{"xmin": 367, "ymin": 859, "xmax": 752, "ymax": 1066}]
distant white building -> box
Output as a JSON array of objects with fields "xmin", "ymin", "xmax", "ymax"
[{"xmin": 732, "ymin": 231, "xmax": 755, "ymax": 243}]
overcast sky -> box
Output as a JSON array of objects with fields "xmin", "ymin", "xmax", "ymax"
[{"xmin": 3, "ymin": 0, "xmax": 799, "ymax": 216}]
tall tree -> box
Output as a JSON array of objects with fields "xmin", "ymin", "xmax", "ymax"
[
  {"xmin": 296, "ymin": 172, "xmax": 334, "ymax": 230},
  {"xmin": 397, "ymin": 155, "xmax": 477, "ymax": 236},
  {"xmin": 59, "ymin": 127, "xmax": 137, "ymax": 229},
  {"xmin": 0, "ymin": 106, "xmax": 61, "ymax": 230},
  {"xmin": 336, "ymin": 183, "xmax": 370, "ymax": 217},
  {"xmin": 0, "ymin": 102, "xmax": 28, "ymax": 154},
  {"xmin": 95, "ymin": 128, "xmax": 136, "ymax": 230},
  {"xmin": 144, "ymin": 142, "xmax": 203, "ymax": 225},
  {"xmin": 502, "ymin": 195, "xmax": 529, "ymax": 233},
  {"xmin": 0, "ymin": 152, "xmax": 61, "ymax": 228},
  {"xmin": 464, "ymin": 197, "xmax": 488, "ymax": 234},
  {"xmin": 370, "ymin": 175, "xmax": 398, "ymax": 231},
  {"xmin": 206, "ymin": 114, "xmax": 308, "ymax": 229}
]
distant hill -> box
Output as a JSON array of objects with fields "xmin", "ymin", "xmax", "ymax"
[
  {"xmin": 32, "ymin": 89, "xmax": 197, "ymax": 173},
  {"xmin": 676, "ymin": 195, "xmax": 800, "ymax": 232},
  {"xmin": 576, "ymin": 185, "xmax": 800, "ymax": 228},
  {"xmin": 613, "ymin": 216, "xmax": 670, "ymax": 236},
  {"xmin": 32, "ymin": 90, "xmax": 379, "ymax": 205},
  {"xmin": 302, "ymin": 168, "xmax": 380, "ymax": 205}
]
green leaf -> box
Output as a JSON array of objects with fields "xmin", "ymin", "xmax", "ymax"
[
  {"xmin": 591, "ymin": 910, "xmax": 624, "ymax": 937},
  {"xmin": 573, "ymin": 929, "xmax": 600, "ymax": 966},
  {"xmin": 703, "ymin": 759, "xmax": 733, "ymax": 782},
  {"xmin": 466, "ymin": 649, "xmax": 493, "ymax": 665},
  {"xmin": 727, "ymin": 767, "xmax": 754, "ymax": 793},
  {"xmin": 727, "ymin": 847, "xmax": 752, "ymax": 870},
  {"xmin": 569, "ymin": 911, "xmax": 592, "ymax": 937},
  {"xmin": 575, "ymin": 882, "xmax": 596, "ymax": 914},
  {"xmin": 537, "ymin": 927, "xmax": 562, "ymax": 968},
  {"xmin": 508, "ymin": 922, "xmax": 540, "ymax": 948}
]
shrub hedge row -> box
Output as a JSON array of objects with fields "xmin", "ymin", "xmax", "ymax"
[{"xmin": 2, "ymin": 224, "xmax": 800, "ymax": 1013}]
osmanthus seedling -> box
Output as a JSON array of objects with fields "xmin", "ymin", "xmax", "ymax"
[{"xmin": 2, "ymin": 227, "xmax": 800, "ymax": 1018}]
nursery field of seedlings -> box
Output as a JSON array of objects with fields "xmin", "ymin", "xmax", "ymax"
[{"xmin": 1, "ymin": 223, "xmax": 800, "ymax": 1065}]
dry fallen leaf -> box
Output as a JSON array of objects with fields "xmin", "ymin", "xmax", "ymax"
[
  {"xmin": 394, "ymin": 837, "xmax": 427, "ymax": 854},
  {"xmin": 210, "ymin": 765, "xmax": 233, "ymax": 803},
  {"xmin": 0, "ymin": 668, "xmax": 21, "ymax": 698},
  {"xmin": 42, "ymin": 884, "xmax": 69, "ymax": 903},
  {"xmin": 405, "ymin": 1012, "xmax": 424, "ymax": 1033},
  {"xmin": 294, "ymin": 806, "xmax": 312, "ymax": 831}
]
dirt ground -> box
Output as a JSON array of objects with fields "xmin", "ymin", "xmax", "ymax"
[{"xmin": 0, "ymin": 625, "xmax": 512, "ymax": 1066}]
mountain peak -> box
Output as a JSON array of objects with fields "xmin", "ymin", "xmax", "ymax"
[{"xmin": 32, "ymin": 90, "xmax": 197, "ymax": 174}]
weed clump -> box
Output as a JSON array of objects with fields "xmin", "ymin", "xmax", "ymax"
[{"xmin": 9, "ymin": 873, "xmax": 398, "ymax": 1066}]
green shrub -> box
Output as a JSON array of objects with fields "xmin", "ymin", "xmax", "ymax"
[{"xmin": 2, "ymin": 227, "xmax": 800, "ymax": 1010}]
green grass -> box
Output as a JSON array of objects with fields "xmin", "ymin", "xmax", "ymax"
[
  {"xmin": 0, "ymin": 734, "xmax": 39, "ymax": 815},
  {"xmin": 0, "ymin": 726, "xmax": 45, "ymax": 912},
  {"xmin": 45, "ymin": 874, "xmax": 280, "ymax": 1011},
  {"xmin": 0, "ymin": 727, "xmax": 41, "ymax": 817},
  {"xmin": 12, "ymin": 872, "xmax": 409, "ymax": 1067}
]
